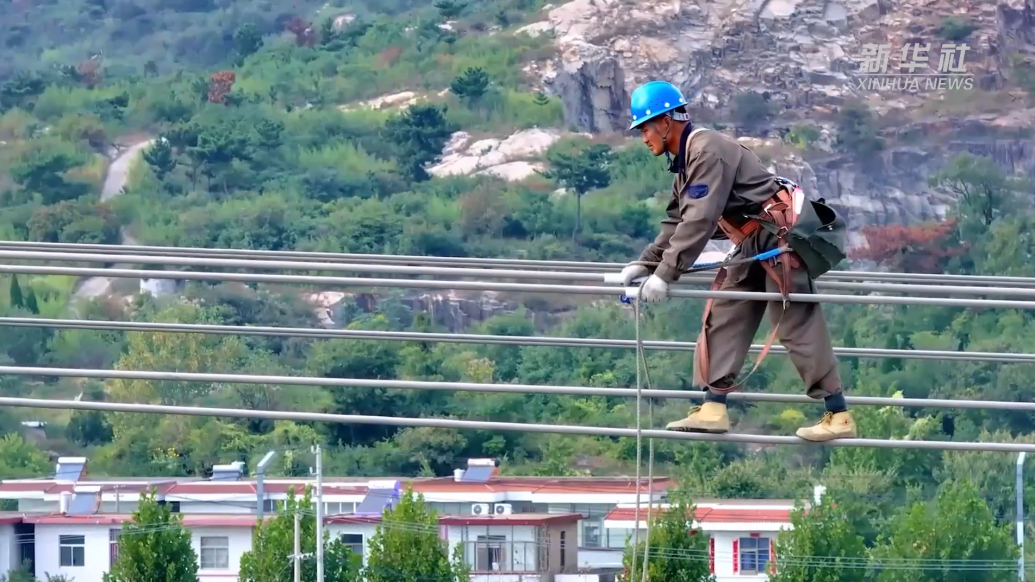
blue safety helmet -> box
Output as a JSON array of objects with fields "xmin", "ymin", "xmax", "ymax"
[{"xmin": 628, "ymin": 81, "xmax": 690, "ymax": 130}]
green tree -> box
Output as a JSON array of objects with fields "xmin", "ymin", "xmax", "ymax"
[
  {"xmin": 103, "ymin": 489, "xmax": 199, "ymax": 582},
  {"xmin": 871, "ymin": 479, "xmax": 1018, "ymax": 582},
  {"xmin": 769, "ymin": 494, "xmax": 868, "ymax": 582},
  {"xmin": 0, "ymin": 560, "xmax": 40, "ymax": 582},
  {"xmin": 255, "ymin": 118, "xmax": 285, "ymax": 152},
  {"xmin": 732, "ymin": 91, "xmax": 772, "ymax": 131},
  {"xmin": 9, "ymin": 276, "xmax": 23, "ymax": 309},
  {"xmin": 66, "ymin": 385, "xmax": 114, "ymax": 446},
  {"xmin": 930, "ymin": 152, "xmax": 1025, "ymax": 229},
  {"xmin": 233, "ymin": 23, "xmax": 263, "ymax": 59},
  {"xmin": 622, "ymin": 491, "xmax": 715, "ymax": 582},
  {"xmin": 188, "ymin": 122, "xmax": 254, "ymax": 194},
  {"xmin": 835, "ymin": 100, "xmax": 883, "ymax": 158},
  {"xmin": 383, "ymin": 104, "xmax": 457, "ymax": 182},
  {"xmin": 144, "ymin": 139, "xmax": 177, "ymax": 181},
  {"xmin": 10, "ymin": 144, "xmax": 89, "ymax": 204},
  {"xmin": 0, "ymin": 434, "xmax": 50, "ymax": 479},
  {"xmin": 364, "ymin": 486, "xmax": 469, "ymax": 582},
  {"xmin": 23, "ymin": 287, "xmax": 38, "ymax": 315},
  {"xmin": 541, "ymin": 141, "xmax": 613, "ymax": 239},
  {"xmin": 938, "ymin": 16, "xmax": 976, "ymax": 41},
  {"xmin": 239, "ymin": 487, "xmax": 361, "ymax": 582},
  {"xmin": 449, "ymin": 68, "xmax": 489, "ymax": 105},
  {"xmin": 307, "ymin": 332, "xmax": 403, "ymax": 447},
  {"xmin": 434, "ymin": 0, "xmax": 466, "ymax": 19},
  {"xmin": 0, "ymin": 70, "xmax": 47, "ymax": 112}
]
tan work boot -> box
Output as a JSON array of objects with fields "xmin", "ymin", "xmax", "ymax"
[
  {"xmin": 796, "ymin": 411, "xmax": 857, "ymax": 442},
  {"xmin": 665, "ymin": 402, "xmax": 730, "ymax": 433}
]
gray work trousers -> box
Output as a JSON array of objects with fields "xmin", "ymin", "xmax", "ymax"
[{"xmin": 691, "ymin": 259, "xmax": 842, "ymax": 398}]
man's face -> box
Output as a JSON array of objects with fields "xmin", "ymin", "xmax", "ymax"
[{"xmin": 639, "ymin": 117, "xmax": 670, "ymax": 156}]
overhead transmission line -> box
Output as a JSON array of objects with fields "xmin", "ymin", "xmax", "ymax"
[
  {"xmin": 1, "ymin": 241, "xmax": 1033, "ymax": 455},
  {"xmin": 7, "ymin": 249, "xmax": 1035, "ymax": 299},
  {"xmin": 1, "ymin": 316, "xmax": 1031, "ymax": 363},
  {"xmin": 4, "ymin": 364, "xmax": 1034, "ymax": 412},
  {"xmin": 3, "ymin": 263, "xmax": 1035, "ymax": 310},
  {"xmin": 3, "ymin": 396, "xmax": 1034, "ymax": 453},
  {"xmin": 2, "ymin": 239, "xmax": 1035, "ymax": 287}
]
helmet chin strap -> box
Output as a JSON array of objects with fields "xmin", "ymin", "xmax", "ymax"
[
  {"xmin": 659, "ymin": 111, "xmax": 691, "ymax": 162},
  {"xmin": 661, "ymin": 118, "xmax": 673, "ymax": 162}
]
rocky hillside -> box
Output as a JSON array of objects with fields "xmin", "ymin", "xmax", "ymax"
[{"xmin": 511, "ymin": 0, "xmax": 1035, "ymax": 241}]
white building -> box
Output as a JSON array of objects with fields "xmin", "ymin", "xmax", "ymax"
[
  {"xmin": 604, "ymin": 501, "xmax": 797, "ymax": 582},
  {"xmin": 0, "ymin": 457, "xmax": 806, "ymax": 582}
]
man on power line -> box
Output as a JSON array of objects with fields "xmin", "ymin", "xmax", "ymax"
[{"xmin": 619, "ymin": 81, "xmax": 857, "ymax": 442}]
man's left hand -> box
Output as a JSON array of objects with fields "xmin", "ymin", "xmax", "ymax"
[{"xmin": 639, "ymin": 275, "xmax": 669, "ymax": 302}]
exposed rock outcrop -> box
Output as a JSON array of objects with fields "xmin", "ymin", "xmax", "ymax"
[
  {"xmin": 519, "ymin": 0, "xmax": 1013, "ymax": 132},
  {"xmin": 428, "ymin": 128, "xmax": 567, "ymax": 181}
]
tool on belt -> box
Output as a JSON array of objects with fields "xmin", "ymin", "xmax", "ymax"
[{"xmin": 612, "ymin": 176, "xmax": 848, "ymax": 394}]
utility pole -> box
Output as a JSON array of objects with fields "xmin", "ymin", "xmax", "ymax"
[
  {"xmin": 256, "ymin": 450, "xmax": 277, "ymax": 519},
  {"xmin": 1019, "ymin": 452, "xmax": 1027, "ymax": 582},
  {"xmin": 313, "ymin": 444, "xmax": 324, "ymax": 582},
  {"xmin": 293, "ymin": 511, "xmax": 301, "ymax": 582}
]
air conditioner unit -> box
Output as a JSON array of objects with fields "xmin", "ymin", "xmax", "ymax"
[
  {"xmin": 472, "ymin": 503, "xmax": 491, "ymax": 515},
  {"xmin": 493, "ymin": 503, "xmax": 513, "ymax": 515}
]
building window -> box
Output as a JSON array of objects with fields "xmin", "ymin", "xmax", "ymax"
[
  {"xmin": 738, "ymin": 536, "xmax": 770, "ymax": 575},
  {"xmin": 319, "ymin": 502, "xmax": 355, "ymax": 515},
  {"xmin": 340, "ymin": 534, "xmax": 363, "ymax": 556},
  {"xmin": 110, "ymin": 529, "xmax": 121, "ymax": 566},
  {"xmin": 560, "ymin": 531, "xmax": 566, "ymax": 567},
  {"xmin": 200, "ymin": 536, "xmax": 230, "ymax": 570},
  {"xmin": 580, "ymin": 520, "xmax": 602, "ymax": 548},
  {"xmin": 59, "ymin": 535, "xmax": 85, "ymax": 567},
  {"xmin": 475, "ymin": 535, "xmax": 507, "ymax": 571}
]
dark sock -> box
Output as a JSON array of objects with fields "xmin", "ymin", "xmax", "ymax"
[
  {"xmin": 824, "ymin": 391, "xmax": 847, "ymax": 413},
  {"xmin": 704, "ymin": 389, "xmax": 728, "ymax": 405}
]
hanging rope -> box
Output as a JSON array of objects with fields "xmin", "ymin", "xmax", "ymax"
[
  {"xmin": 628, "ymin": 245, "xmax": 794, "ymax": 581},
  {"xmin": 626, "ymin": 248, "xmax": 787, "ymax": 582},
  {"xmin": 630, "ymin": 280, "xmax": 657, "ymax": 582}
]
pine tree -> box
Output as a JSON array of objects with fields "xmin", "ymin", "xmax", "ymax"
[
  {"xmin": 24, "ymin": 287, "xmax": 39, "ymax": 315},
  {"xmin": 433, "ymin": 0, "xmax": 466, "ymax": 20},
  {"xmin": 364, "ymin": 486, "xmax": 469, "ymax": 582},
  {"xmin": 769, "ymin": 493, "xmax": 868, "ymax": 582},
  {"xmin": 143, "ymin": 139, "xmax": 177, "ymax": 181},
  {"xmin": 103, "ymin": 489, "xmax": 199, "ymax": 582},
  {"xmin": 623, "ymin": 491, "xmax": 715, "ymax": 582},
  {"xmin": 449, "ymin": 67, "xmax": 489, "ymax": 105},
  {"xmin": 239, "ymin": 487, "xmax": 361, "ymax": 582},
  {"xmin": 9, "ymin": 276, "xmax": 24, "ymax": 309}
]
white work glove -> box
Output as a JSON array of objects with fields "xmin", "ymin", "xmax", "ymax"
[
  {"xmin": 639, "ymin": 274, "xmax": 669, "ymax": 302},
  {"xmin": 620, "ymin": 264, "xmax": 649, "ymax": 286}
]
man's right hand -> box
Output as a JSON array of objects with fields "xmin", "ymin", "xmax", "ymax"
[{"xmin": 619, "ymin": 264, "xmax": 650, "ymax": 286}]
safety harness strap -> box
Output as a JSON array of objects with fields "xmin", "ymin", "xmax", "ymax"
[{"xmin": 696, "ymin": 180, "xmax": 803, "ymax": 395}]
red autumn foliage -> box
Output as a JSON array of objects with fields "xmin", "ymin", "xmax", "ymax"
[
  {"xmin": 76, "ymin": 58, "xmax": 102, "ymax": 89},
  {"xmin": 849, "ymin": 219, "xmax": 966, "ymax": 273},
  {"xmin": 377, "ymin": 46, "xmax": 404, "ymax": 68},
  {"xmin": 207, "ymin": 70, "xmax": 236, "ymax": 104},
  {"xmin": 285, "ymin": 17, "xmax": 316, "ymax": 46}
]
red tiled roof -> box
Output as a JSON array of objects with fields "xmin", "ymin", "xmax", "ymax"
[
  {"xmin": 439, "ymin": 513, "xmax": 582, "ymax": 526},
  {"xmin": 324, "ymin": 515, "xmax": 383, "ymax": 525},
  {"xmin": 605, "ymin": 506, "xmax": 793, "ymax": 523},
  {"xmin": 22, "ymin": 514, "xmax": 267, "ymax": 527},
  {"xmin": 410, "ymin": 476, "xmax": 674, "ymax": 494},
  {"xmin": 327, "ymin": 512, "xmax": 583, "ymax": 527},
  {"xmin": 0, "ymin": 476, "xmax": 674, "ymax": 496}
]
